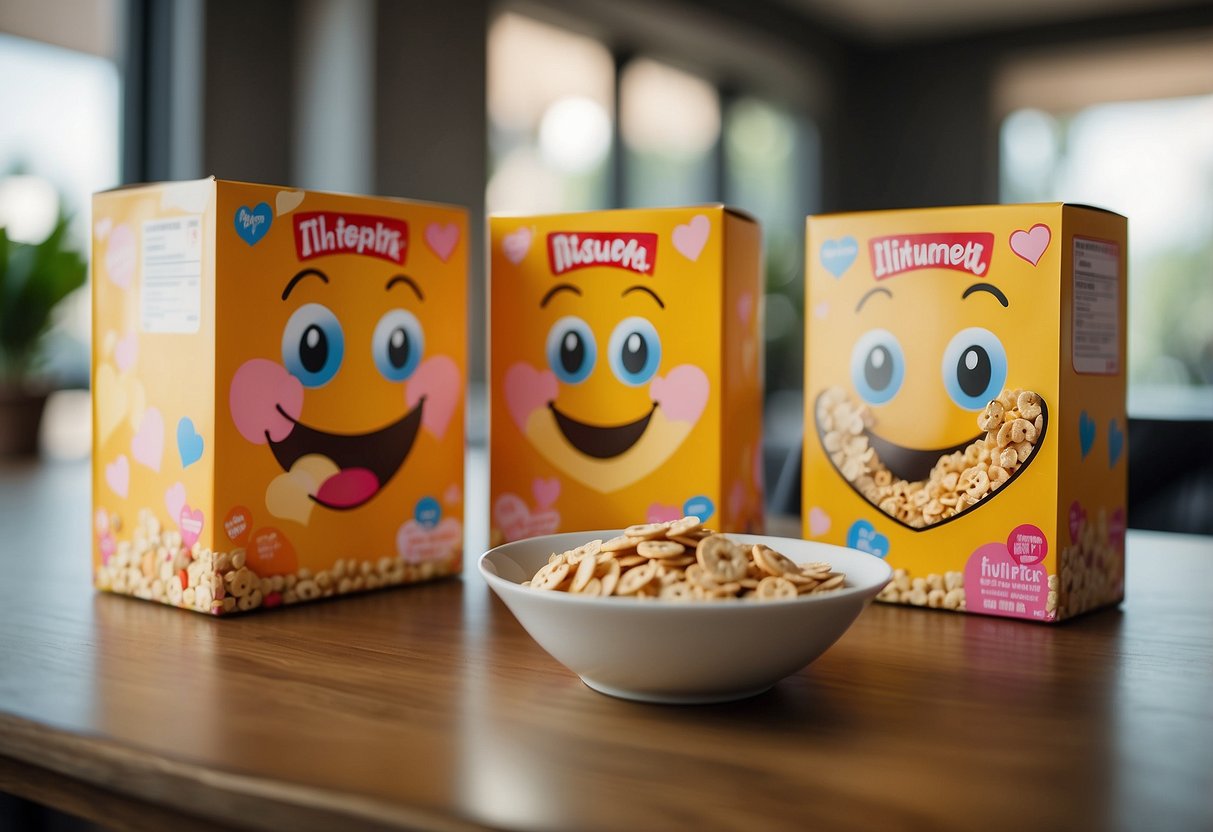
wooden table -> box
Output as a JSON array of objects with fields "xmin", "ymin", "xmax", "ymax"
[{"xmin": 2, "ymin": 459, "xmax": 1211, "ymax": 831}]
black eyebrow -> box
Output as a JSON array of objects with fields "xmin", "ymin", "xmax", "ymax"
[
  {"xmin": 386, "ymin": 274, "xmax": 424, "ymax": 301},
  {"xmin": 622, "ymin": 285, "xmax": 664, "ymax": 309},
  {"xmin": 540, "ymin": 283, "xmax": 581, "ymax": 308},
  {"xmin": 961, "ymin": 283, "xmax": 1009, "ymax": 307},
  {"xmin": 282, "ymin": 268, "xmax": 328, "ymax": 301},
  {"xmin": 855, "ymin": 287, "xmax": 893, "ymax": 313}
]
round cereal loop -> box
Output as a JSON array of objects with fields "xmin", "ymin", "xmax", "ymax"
[
  {"xmin": 601, "ymin": 535, "xmax": 639, "ymax": 553},
  {"xmin": 532, "ymin": 561, "xmax": 570, "ymax": 591},
  {"xmin": 615, "ymin": 561, "xmax": 658, "ymax": 595},
  {"xmin": 814, "ymin": 574, "xmax": 846, "ymax": 593},
  {"xmin": 616, "ymin": 554, "xmax": 647, "ymax": 568},
  {"xmin": 568, "ymin": 540, "xmax": 603, "ymax": 563},
  {"xmin": 636, "ymin": 539, "xmax": 686, "ymax": 559},
  {"xmin": 696, "ymin": 535, "xmax": 749, "ymax": 583},
  {"xmin": 756, "ymin": 576, "xmax": 797, "ymax": 600},
  {"xmin": 665, "ymin": 516, "xmax": 703, "ymax": 538},
  {"xmin": 624, "ymin": 523, "xmax": 670, "ymax": 540},
  {"xmin": 752, "ymin": 544, "xmax": 801, "ymax": 578},
  {"xmin": 977, "ymin": 400, "xmax": 1005, "ymax": 432},
  {"xmin": 659, "ymin": 582, "xmax": 694, "ymax": 601}
]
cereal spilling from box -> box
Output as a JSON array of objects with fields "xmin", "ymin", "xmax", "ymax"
[{"xmin": 803, "ymin": 204, "xmax": 1127, "ymax": 622}]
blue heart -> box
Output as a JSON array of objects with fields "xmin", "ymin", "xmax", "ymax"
[
  {"xmin": 683, "ymin": 495, "xmax": 715, "ymax": 522},
  {"xmin": 1108, "ymin": 418, "xmax": 1124, "ymax": 468},
  {"xmin": 846, "ymin": 519, "xmax": 889, "ymax": 559},
  {"xmin": 176, "ymin": 417, "xmax": 204, "ymax": 468},
  {"xmin": 414, "ymin": 497, "xmax": 442, "ymax": 529},
  {"xmin": 1079, "ymin": 411, "xmax": 1097, "ymax": 459},
  {"xmin": 234, "ymin": 203, "xmax": 272, "ymax": 246},
  {"xmin": 820, "ymin": 236, "xmax": 859, "ymax": 278}
]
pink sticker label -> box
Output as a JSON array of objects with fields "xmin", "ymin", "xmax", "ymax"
[
  {"xmin": 964, "ymin": 542, "xmax": 1050, "ymax": 621},
  {"xmin": 1006, "ymin": 524, "xmax": 1048, "ymax": 565}
]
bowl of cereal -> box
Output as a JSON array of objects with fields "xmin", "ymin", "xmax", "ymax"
[{"xmin": 479, "ymin": 519, "xmax": 892, "ymax": 704}]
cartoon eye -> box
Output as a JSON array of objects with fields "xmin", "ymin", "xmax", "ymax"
[
  {"xmin": 850, "ymin": 328, "xmax": 905, "ymax": 405},
  {"xmin": 942, "ymin": 327, "xmax": 1008, "ymax": 410},
  {"xmin": 546, "ymin": 316, "xmax": 597, "ymax": 384},
  {"xmin": 608, "ymin": 317, "xmax": 662, "ymax": 386},
  {"xmin": 372, "ymin": 308, "xmax": 425, "ymax": 382},
  {"xmin": 282, "ymin": 303, "xmax": 344, "ymax": 387}
]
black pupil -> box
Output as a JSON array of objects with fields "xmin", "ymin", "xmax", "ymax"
[
  {"xmin": 622, "ymin": 332, "xmax": 647, "ymax": 375},
  {"xmin": 957, "ymin": 345, "xmax": 991, "ymax": 397},
  {"xmin": 560, "ymin": 331, "xmax": 585, "ymax": 375},
  {"xmin": 388, "ymin": 327, "xmax": 410, "ymax": 369},
  {"xmin": 864, "ymin": 345, "xmax": 893, "ymax": 391},
  {"xmin": 300, "ymin": 324, "xmax": 328, "ymax": 373}
]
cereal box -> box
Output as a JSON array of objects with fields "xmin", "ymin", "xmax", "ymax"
[
  {"xmin": 803, "ymin": 204, "xmax": 1127, "ymax": 621},
  {"xmin": 92, "ymin": 178, "xmax": 467, "ymax": 614},
  {"xmin": 489, "ymin": 206, "xmax": 764, "ymax": 543}
]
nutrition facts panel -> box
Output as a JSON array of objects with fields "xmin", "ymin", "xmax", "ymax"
[
  {"xmin": 1072, "ymin": 237, "xmax": 1120, "ymax": 374},
  {"xmin": 140, "ymin": 216, "xmax": 202, "ymax": 333}
]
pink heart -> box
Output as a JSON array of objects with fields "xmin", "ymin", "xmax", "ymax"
[
  {"xmin": 405, "ymin": 355, "xmax": 461, "ymax": 440},
  {"xmin": 1068, "ymin": 500, "xmax": 1087, "ymax": 543},
  {"xmin": 131, "ymin": 407, "xmax": 164, "ymax": 472},
  {"xmin": 105, "ymin": 224, "xmax": 136, "ymax": 288},
  {"xmin": 502, "ymin": 227, "xmax": 533, "ymax": 264},
  {"xmin": 737, "ymin": 292, "xmax": 753, "ymax": 325},
  {"xmin": 179, "ymin": 505, "xmax": 204, "ymax": 549},
  {"xmin": 105, "ymin": 455, "xmax": 130, "ymax": 498},
  {"xmin": 532, "ymin": 477, "xmax": 561, "ymax": 510},
  {"xmin": 504, "ymin": 363, "xmax": 557, "ymax": 433},
  {"xmin": 424, "ymin": 222, "xmax": 460, "ymax": 262},
  {"xmin": 114, "ymin": 332, "xmax": 138, "ymax": 373},
  {"xmin": 229, "ymin": 359, "xmax": 304, "ymax": 444},
  {"xmin": 98, "ymin": 533, "xmax": 115, "ymax": 564},
  {"xmin": 1009, "ymin": 223, "xmax": 1051, "ymax": 266},
  {"xmin": 646, "ymin": 503, "xmax": 681, "ymax": 524},
  {"xmin": 493, "ymin": 493, "xmax": 560, "ymax": 542},
  {"xmin": 808, "ymin": 506, "xmax": 831, "ymax": 536},
  {"xmin": 165, "ymin": 482, "xmax": 187, "ymax": 525},
  {"xmin": 649, "ymin": 364, "xmax": 709, "ymax": 424},
  {"xmin": 672, "ymin": 215, "xmax": 710, "ymax": 261},
  {"xmin": 397, "ymin": 517, "xmax": 462, "ymax": 564}
]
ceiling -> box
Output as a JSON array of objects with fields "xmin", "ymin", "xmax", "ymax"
[{"xmin": 775, "ymin": 0, "xmax": 1202, "ymax": 41}]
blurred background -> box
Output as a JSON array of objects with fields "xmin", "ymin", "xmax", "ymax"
[{"xmin": 0, "ymin": 0, "xmax": 1210, "ymax": 530}]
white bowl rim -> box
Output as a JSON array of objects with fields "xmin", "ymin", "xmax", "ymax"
[{"xmin": 478, "ymin": 530, "xmax": 892, "ymax": 610}]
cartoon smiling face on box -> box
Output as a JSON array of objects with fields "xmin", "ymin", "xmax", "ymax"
[
  {"xmin": 215, "ymin": 185, "xmax": 466, "ymax": 574},
  {"xmin": 806, "ymin": 209, "xmax": 1060, "ymax": 533},
  {"xmin": 491, "ymin": 207, "xmax": 765, "ymax": 541}
]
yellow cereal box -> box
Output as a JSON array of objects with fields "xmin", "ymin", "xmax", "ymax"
[
  {"xmin": 803, "ymin": 204, "xmax": 1127, "ymax": 622},
  {"xmin": 490, "ymin": 207, "xmax": 764, "ymax": 542},
  {"xmin": 92, "ymin": 178, "xmax": 467, "ymax": 614}
]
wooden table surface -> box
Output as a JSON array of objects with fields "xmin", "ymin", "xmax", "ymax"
[{"xmin": 1, "ymin": 459, "xmax": 1211, "ymax": 832}]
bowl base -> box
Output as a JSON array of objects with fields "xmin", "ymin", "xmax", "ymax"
[{"xmin": 580, "ymin": 677, "xmax": 775, "ymax": 705}]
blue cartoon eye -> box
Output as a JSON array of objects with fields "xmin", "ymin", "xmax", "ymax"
[
  {"xmin": 282, "ymin": 303, "xmax": 344, "ymax": 387},
  {"xmin": 850, "ymin": 328, "xmax": 905, "ymax": 405},
  {"xmin": 942, "ymin": 327, "xmax": 1008, "ymax": 410},
  {"xmin": 546, "ymin": 316, "xmax": 596, "ymax": 384},
  {"xmin": 608, "ymin": 317, "xmax": 662, "ymax": 386},
  {"xmin": 372, "ymin": 308, "xmax": 425, "ymax": 382}
]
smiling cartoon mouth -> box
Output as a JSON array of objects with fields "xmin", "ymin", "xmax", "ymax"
[
  {"xmin": 268, "ymin": 400, "xmax": 424, "ymax": 510},
  {"xmin": 549, "ymin": 401, "xmax": 658, "ymax": 459},
  {"xmin": 814, "ymin": 387, "xmax": 1048, "ymax": 531}
]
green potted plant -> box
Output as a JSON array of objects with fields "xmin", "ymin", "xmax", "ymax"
[{"xmin": 0, "ymin": 217, "xmax": 87, "ymax": 456}]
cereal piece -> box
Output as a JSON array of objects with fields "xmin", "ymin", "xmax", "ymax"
[
  {"xmin": 659, "ymin": 582, "xmax": 694, "ymax": 601},
  {"xmin": 577, "ymin": 577, "xmax": 603, "ymax": 597},
  {"xmin": 752, "ymin": 544, "xmax": 800, "ymax": 578},
  {"xmin": 755, "ymin": 576, "xmax": 797, "ymax": 600},
  {"xmin": 977, "ymin": 400, "xmax": 1005, "ymax": 432},
  {"xmin": 665, "ymin": 516, "xmax": 703, "ymax": 538},
  {"xmin": 616, "ymin": 554, "xmax": 646, "ymax": 568},
  {"xmin": 624, "ymin": 523, "xmax": 669, "ymax": 540},
  {"xmin": 1016, "ymin": 391, "xmax": 1042, "ymax": 420},
  {"xmin": 696, "ymin": 535, "xmax": 749, "ymax": 582},
  {"xmin": 636, "ymin": 540, "xmax": 686, "ymax": 559},
  {"xmin": 927, "ymin": 589, "xmax": 946, "ymax": 608},
  {"xmin": 532, "ymin": 561, "xmax": 570, "ymax": 591},
  {"xmin": 616, "ymin": 561, "xmax": 658, "ymax": 595},
  {"xmin": 602, "ymin": 535, "xmax": 639, "ymax": 553},
  {"xmin": 570, "ymin": 553, "xmax": 598, "ymax": 593}
]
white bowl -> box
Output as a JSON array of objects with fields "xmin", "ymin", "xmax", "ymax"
[{"xmin": 479, "ymin": 531, "xmax": 892, "ymax": 704}]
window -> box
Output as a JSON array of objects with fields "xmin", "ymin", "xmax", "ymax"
[{"xmin": 997, "ymin": 36, "xmax": 1213, "ymax": 417}]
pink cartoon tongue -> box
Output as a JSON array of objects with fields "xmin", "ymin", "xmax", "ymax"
[{"xmin": 315, "ymin": 468, "xmax": 380, "ymax": 508}]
